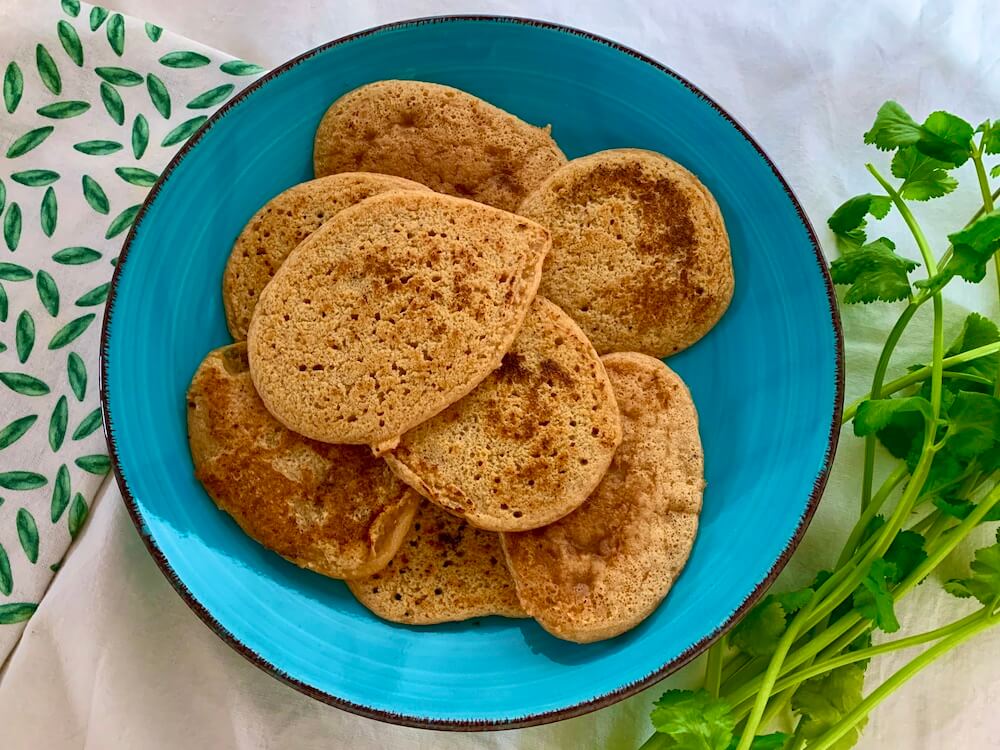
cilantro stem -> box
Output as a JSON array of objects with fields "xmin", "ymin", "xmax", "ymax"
[
  {"xmin": 841, "ymin": 341, "xmax": 1000, "ymax": 422},
  {"xmin": 706, "ymin": 635, "xmax": 725, "ymax": 697},
  {"xmin": 856, "ymin": 302, "xmax": 919, "ymax": 509},
  {"xmin": 867, "ymin": 166, "xmax": 946, "ymax": 423},
  {"xmin": 801, "ymin": 440, "xmax": 937, "ymax": 632},
  {"xmin": 837, "ymin": 464, "xmax": 909, "ymax": 566},
  {"xmin": 721, "ymin": 652, "xmax": 754, "ymax": 684},
  {"xmin": 807, "ymin": 612, "xmax": 998, "ymax": 750},
  {"xmin": 971, "ymin": 146, "xmax": 999, "ymax": 398},
  {"xmin": 752, "ymin": 608, "xmax": 987, "ymax": 702}
]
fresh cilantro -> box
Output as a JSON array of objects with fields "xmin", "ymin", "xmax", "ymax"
[
  {"xmin": 950, "ymin": 210, "xmax": 1000, "ymax": 259},
  {"xmin": 651, "ymin": 690, "xmax": 735, "ymax": 749},
  {"xmin": 917, "ymin": 111, "xmax": 975, "ymax": 166},
  {"xmin": 853, "ymin": 396, "xmax": 932, "ymax": 437},
  {"xmin": 730, "ymin": 589, "xmax": 813, "ymax": 658},
  {"xmin": 884, "ymin": 530, "xmax": 927, "ymax": 583},
  {"xmin": 891, "ymin": 147, "xmax": 958, "ymax": 201},
  {"xmin": 830, "ymin": 238, "xmax": 919, "ymax": 303},
  {"xmin": 854, "ymin": 559, "xmax": 901, "ymax": 632},
  {"xmin": 649, "ymin": 690, "xmax": 788, "ymax": 750},
  {"xmin": 922, "ymin": 211, "xmax": 1000, "ymax": 293},
  {"xmin": 916, "ymin": 446, "xmax": 967, "ymax": 497},
  {"xmin": 944, "ymin": 391, "xmax": 1000, "ymax": 458},
  {"xmin": 863, "ymin": 101, "xmax": 923, "ymax": 151},
  {"xmin": 944, "ymin": 529, "xmax": 1000, "ymax": 605},
  {"xmin": 944, "ymin": 312, "xmax": 1000, "ymax": 385},
  {"xmin": 828, "ymin": 194, "xmax": 892, "ymax": 247},
  {"xmin": 978, "ymin": 119, "xmax": 1000, "ymax": 155},
  {"xmin": 863, "ymin": 102, "xmax": 973, "ymax": 166},
  {"xmin": 732, "ymin": 734, "xmax": 790, "ymax": 750},
  {"xmin": 933, "ymin": 496, "xmax": 1000, "ymax": 523},
  {"xmin": 792, "ymin": 665, "xmax": 868, "ymax": 750}
]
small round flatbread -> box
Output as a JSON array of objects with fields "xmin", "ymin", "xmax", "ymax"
[
  {"xmin": 313, "ymin": 80, "xmax": 567, "ymax": 212},
  {"xmin": 247, "ymin": 190, "xmax": 550, "ymax": 452},
  {"xmin": 385, "ymin": 297, "xmax": 621, "ymax": 532},
  {"xmin": 347, "ymin": 500, "xmax": 525, "ymax": 624},
  {"xmin": 518, "ymin": 148, "xmax": 734, "ymax": 357},
  {"xmin": 501, "ymin": 352, "xmax": 704, "ymax": 643},
  {"xmin": 187, "ymin": 343, "xmax": 419, "ymax": 579},
  {"xmin": 223, "ymin": 172, "xmax": 430, "ymax": 340}
]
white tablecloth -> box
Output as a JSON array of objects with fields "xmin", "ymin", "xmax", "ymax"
[{"xmin": 2, "ymin": 1, "xmax": 1000, "ymax": 748}]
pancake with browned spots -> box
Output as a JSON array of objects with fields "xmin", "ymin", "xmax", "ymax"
[
  {"xmin": 518, "ymin": 148, "xmax": 733, "ymax": 357},
  {"xmin": 247, "ymin": 190, "xmax": 549, "ymax": 452},
  {"xmin": 187, "ymin": 343, "xmax": 419, "ymax": 579},
  {"xmin": 501, "ymin": 352, "xmax": 704, "ymax": 643},
  {"xmin": 384, "ymin": 297, "xmax": 621, "ymax": 532},
  {"xmin": 347, "ymin": 500, "xmax": 525, "ymax": 624},
  {"xmin": 313, "ymin": 80, "xmax": 567, "ymax": 212},
  {"xmin": 223, "ymin": 172, "xmax": 430, "ymax": 340}
]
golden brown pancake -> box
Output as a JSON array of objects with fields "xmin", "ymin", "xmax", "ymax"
[
  {"xmin": 347, "ymin": 500, "xmax": 525, "ymax": 624},
  {"xmin": 247, "ymin": 190, "xmax": 549, "ymax": 452},
  {"xmin": 502, "ymin": 352, "xmax": 704, "ymax": 643},
  {"xmin": 385, "ymin": 297, "xmax": 621, "ymax": 532},
  {"xmin": 313, "ymin": 80, "xmax": 567, "ymax": 211},
  {"xmin": 223, "ymin": 172, "xmax": 430, "ymax": 339},
  {"xmin": 187, "ymin": 343, "xmax": 419, "ymax": 579},
  {"xmin": 518, "ymin": 148, "xmax": 733, "ymax": 357}
]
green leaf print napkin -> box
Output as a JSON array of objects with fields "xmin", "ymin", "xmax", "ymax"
[{"xmin": 0, "ymin": 0, "xmax": 263, "ymax": 660}]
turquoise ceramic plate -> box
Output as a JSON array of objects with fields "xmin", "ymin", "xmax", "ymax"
[{"xmin": 102, "ymin": 17, "xmax": 843, "ymax": 728}]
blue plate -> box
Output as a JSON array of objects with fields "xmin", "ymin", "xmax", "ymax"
[{"xmin": 102, "ymin": 17, "xmax": 842, "ymax": 729}]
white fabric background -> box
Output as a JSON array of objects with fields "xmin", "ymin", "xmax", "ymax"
[{"xmin": 2, "ymin": 1, "xmax": 1000, "ymax": 748}]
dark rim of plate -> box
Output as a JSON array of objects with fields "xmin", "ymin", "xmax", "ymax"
[{"xmin": 100, "ymin": 14, "xmax": 845, "ymax": 732}]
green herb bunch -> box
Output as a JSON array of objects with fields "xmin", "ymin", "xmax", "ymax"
[{"xmin": 640, "ymin": 102, "xmax": 1000, "ymax": 750}]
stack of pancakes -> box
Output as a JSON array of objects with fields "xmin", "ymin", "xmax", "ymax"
[{"xmin": 187, "ymin": 81, "xmax": 733, "ymax": 643}]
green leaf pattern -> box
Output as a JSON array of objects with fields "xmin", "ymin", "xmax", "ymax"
[{"xmin": 0, "ymin": 0, "xmax": 262, "ymax": 639}]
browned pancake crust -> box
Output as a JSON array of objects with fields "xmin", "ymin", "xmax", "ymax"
[
  {"xmin": 518, "ymin": 148, "xmax": 733, "ymax": 357},
  {"xmin": 313, "ymin": 80, "xmax": 567, "ymax": 211},
  {"xmin": 187, "ymin": 343, "xmax": 419, "ymax": 579},
  {"xmin": 347, "ymin": 500, "xmax": 525, "ymax": 624},
  {"xmin": 501, "ymin": 352, "xmax": 704, "ymax": 643}
]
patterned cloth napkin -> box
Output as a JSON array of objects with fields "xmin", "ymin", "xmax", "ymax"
[{"xmin": 0, "ymin": 0, "xmax": 263, "ymax": 660}]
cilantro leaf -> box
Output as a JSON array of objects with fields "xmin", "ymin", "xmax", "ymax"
[
  {"xmin": 944, "ymin": 312, "xmax": 1000, "ymax": 385},
  {"xmin": 945, "ymin": 391, "xmax": 1000, "ymax": 458},
  {"xmin": 916, "ymin": 446, "xmax": 967, "ymax": 497},
  {"xmin": 933, "ymin": 496, "xmax": 1000, "ymax": 523},
  {"xmin": 828, "ymin": 194, "xmax": 892, "ymax": 247},
  {"xmin": 651, "ymin": 689, "xmax": 735, "ymax": 750},
  {"xmin": 992, "ymin": 164, "xmax": 1000, "ymax": 179},
  {"xmin": 890, "ymin": 147, "xmax": 958, "ymax": 201},
  {"xmin": 854, "ymin": 396, "xmax": 932, "ymax": 437},
  {"xmin": 979, "ymin": 119, "xmax": 1000, "ymax": 155},
  {"xmin": 730, "ymin": 588, "xmax": 812, "ymax": 658},
  {"xmin": 830, "ymin": 238, "xmax": 919, "ymax": 303},
  {"xmin": 731, "ymin": 733, "xmax": 790, "ymax": 750},
  {"xmin": 934, "ymin": 496, "xmax": 975, "ymax": 519},
  {"xmin": 943, "ymin": 533, "xmax": 1000, "ymax": 605},
  {"xmin": 792, "ymin": 665, "xmax": 868, "ymax": 749},
  {"xmin": 864, "ymin": 101, "xmax": 923, "ymax": 151},
  {"xmin": 854, "ymin": 558, "xmax": 901, "ymax": 632},
  {"xmin": 917, "ymin": 111, "xmax": 975, "ymax": 166},
  {"xmin": 922, "ymin": 211, "xmax": 1000, "ymax": 293},
  {"xmin": 884, "ymin": 530, "xmax": 927, "ymax": 583},
  {"xmin": 950, "ymin": 210, "xmax": 1000, "ymax": 257}
]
